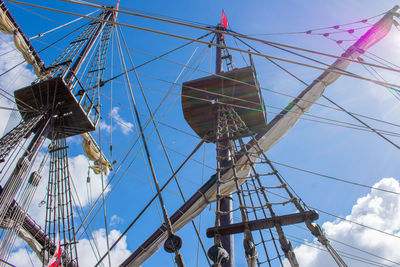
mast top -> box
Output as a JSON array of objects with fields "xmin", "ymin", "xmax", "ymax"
[
  {"xmin": 114, "ymin": 0, "xmax": 120, "ymax": 20},
  {"xmin": 220, "ymin": 10, "xmax": 228, "ymax": 30}
]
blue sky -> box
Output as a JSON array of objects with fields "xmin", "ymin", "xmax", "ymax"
[{"xmin": 2, "ymin": 0, "xmax": 400, "ymax": 266}]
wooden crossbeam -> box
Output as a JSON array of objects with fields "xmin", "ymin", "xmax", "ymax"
[{"xmin": 206, "ymin": 210, "xmax": 319, "ymax": 238}]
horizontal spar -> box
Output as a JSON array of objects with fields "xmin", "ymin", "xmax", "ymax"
[{"xmin": 206, "ymin": 210, "xmax": 319, "ymax": 238}]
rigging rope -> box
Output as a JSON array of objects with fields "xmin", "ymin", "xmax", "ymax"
[
  {"xmin": 69, "ymin": 169, "xmax": 104, "ymax": 265},
  {"xmin": 115, "ymin": 23, "xmax": 185, "ymax": 266},
  {"xmin": 246, "ymin": 11, "xmax": 385, "ymax": 36},
  {"xmin": 270, "ymin": 160, "xmax": 400, "ymax": 196}
]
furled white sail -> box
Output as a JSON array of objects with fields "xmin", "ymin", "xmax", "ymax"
[
  {"xmin": 0, "ymin": 2, "xmax": 44, "ymax": 76},
  {"xmin": 81, "ymin": 133, "xmax": 113, "ymax": 176},
  {"xmin": 121, "ymin": 6, "xmax": 399, "ymax": 266}
]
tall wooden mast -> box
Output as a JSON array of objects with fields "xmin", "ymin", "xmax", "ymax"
[{"xmin": 215, "ymin": 22, "xmax": 235, "ymax": 267}]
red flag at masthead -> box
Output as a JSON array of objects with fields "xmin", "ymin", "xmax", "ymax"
[{"xmin": 220, "ymin": 10, "xmax": 228, "ymax": 29}]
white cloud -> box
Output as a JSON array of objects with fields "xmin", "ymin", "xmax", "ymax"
[
  {"xmin": 77, "ymin": 228, "xmax": 131, "ymax": 267},
  {"xmin": 0, "ymin": 35, "xmax": 36, "ymax": 90},
  {"xmin": 289, "ymin": 177, "xmax": 400, "ymax": 266},
  {"xmin": 8, "ymin": 246, "xmax": 42, "ymax": 266},
  {"xmin": 69, "ymin": 154, "xmax": 109, "ymax": 207},
  {"xmin": 100, "ymin": 120, "xmax": 112, "ymax": 133},
  {"xmin": 110, "ymin": 214, "xmax": 124, "ymax": 227},
  {"xmin": 0, "ymin": 33, "xmax": 36, "ymax": 135},
  {"xmin": 110, "ymin": 107, "xmax": 134, "ymax": 135}
]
